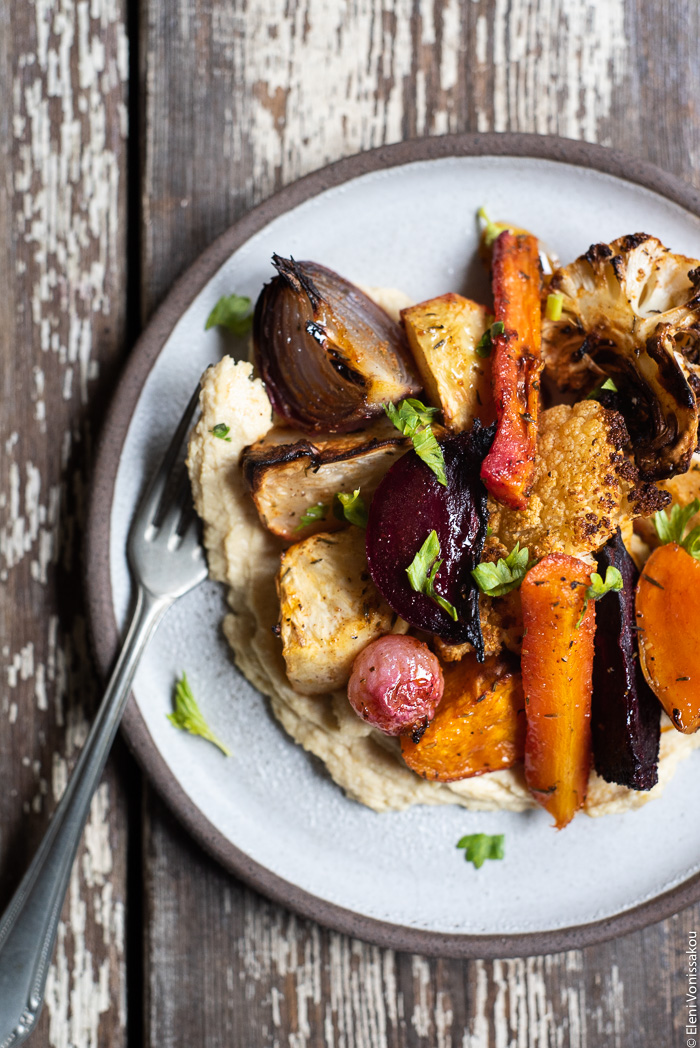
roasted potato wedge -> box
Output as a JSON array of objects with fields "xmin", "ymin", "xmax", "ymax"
[
  {"xmin": 400, "ymin": 653, "xmax": 525, "ymax": 781},
  {"xmin": 242, "ymin": 420, "xmax": 407, "ymax": 540},
  {"xmin": 401, "ymin": 294, "xmax": 494, "ymax": 430}
]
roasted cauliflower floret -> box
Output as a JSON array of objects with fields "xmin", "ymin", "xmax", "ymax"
[
  {"xmin": 277, "ymin": 528, "xmax": 395, "ymax": 695},
  {"xmin": 488, "ymin": 401, "xmax": 669, "ymax": 559},
  {"xmin": 542, "ymin": 234, "xmax": 700, "ymax": 479}
]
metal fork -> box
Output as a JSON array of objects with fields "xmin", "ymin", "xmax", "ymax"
[{"xmin": 0, "ymin": 387, "xmax": 207, "ymax": 1047}]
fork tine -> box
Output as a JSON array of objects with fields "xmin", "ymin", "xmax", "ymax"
[
  {"xmin": 134, "ymin": 384, "xmax": 200, "ymax": 533},
  {"xmin": 158, "ymin": 468, "xmax": 194, "ymax": 540}
]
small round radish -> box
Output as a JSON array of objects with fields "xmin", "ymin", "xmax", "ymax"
[{"xmin": 348, "ymin": 635, "xmax": 444, "ymax": 738}]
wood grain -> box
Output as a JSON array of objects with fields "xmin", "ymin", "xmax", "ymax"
[
  {"xmin": 0, "ymin": 0, "xmax": 130, "ymax": 1044},
  {"xmin": 137, "ymin": 1, "xmax": 700, "ymax": 1046}
]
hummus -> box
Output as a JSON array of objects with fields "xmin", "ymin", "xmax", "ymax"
[{"xmin": 187, "ymin": 355, "xmax": 700, "ymax": 815}]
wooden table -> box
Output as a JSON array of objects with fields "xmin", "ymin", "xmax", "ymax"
[{"xmin": 2, "ymin": 1, "xmax": 699, "ymax": 1044}]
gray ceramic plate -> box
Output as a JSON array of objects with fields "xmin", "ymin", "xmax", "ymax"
[{"xmin": 87, "ymin": 133, "xmax": 700, "ymax": 957}]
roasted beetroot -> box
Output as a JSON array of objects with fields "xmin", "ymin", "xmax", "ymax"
[
  {"xmin": 591, "ymin": 529, "xmax": 660, "ymax": 790},
  {"xmin": 347, "ymin": 635, "xmax": 444, "ymax": 737},
  {"xmin": 366, "ymin": 423, "xmax": 493, "ymax": 651}
]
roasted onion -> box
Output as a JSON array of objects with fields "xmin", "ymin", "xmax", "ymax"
[{"xmin": 253, "ymin": 256, "xmax": 421, "ymax": 432}]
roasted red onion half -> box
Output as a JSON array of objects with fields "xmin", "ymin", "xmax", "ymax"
[{"xmin": 253, "ymin": 256, "xmax": 422, "ymax": 432}]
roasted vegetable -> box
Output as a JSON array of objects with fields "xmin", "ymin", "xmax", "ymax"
[
  {"xmin": 541, "ymin": 234, "xmax": 700, "ymax": 480},
  {"xmin": 348, "ymin": 635, "xmax": 444, "ymax": 737},
  {"xmin": 241, "ymin": 420, "xmax": 407, "ymax": 539},
  {"xmin": 400, "ymin": 652, "xmax": 525, "ymax": 781},
  {"xmin": 253, "ymin": 256, "xmax": 421, "ymax": 433},
  {"xmin": 480, "ymin": 231, "xmax": 543, "ymax": 511},
  {"xmin": 401, "ymin": 294, "xmax": 494, "ymax": 431},
  {"xmin": 366, "ymin": 423, "xmax": 493, "ymax": 649},
  {"xmin": 591, "ymin": 530, "xmax": 660, "ymax": 790},
  {"xmin": 488, "ymin": 401, "xmax": 670, "ymax": 559},
  {"xmin": 636, "ymin": 542, "xmax": 700, "ymax": 733},
  {"xmin": 277, "ymin": 527, "xmax": 395, "ymax": 694},
  {"xmin": 520, "ymin": 554, "xmax": 595, "ymax": 828}
]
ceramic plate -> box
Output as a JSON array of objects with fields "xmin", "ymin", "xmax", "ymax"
[{"xmin": 87, "ymin": 134, "xmax": 700, "ymax": 957}]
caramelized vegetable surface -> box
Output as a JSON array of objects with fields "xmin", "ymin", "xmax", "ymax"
[
  {"xmin": 366, "ymin": 422, "xmax": 493, "ymax": 649},
  {"xmin": 521, "ymin": 554, "xmax": 595, "ymax": 828},
  {"xmin": 480, "ymin": 231, "xmax": 543, "ymax": 511},
  {"xmin": 400, "ymin": 652, "xmax": 525, "ymax": 781},
  {"xmin": 636, "ymin": 543, "xmax": 700, "ymax": 733},
  {"xmin": 591, "ymin": 530, "xmax": 660, "ymax": 790},
  {"xmin": 253, "ymin": 256, "xmax": 421, "ymax": 432}
]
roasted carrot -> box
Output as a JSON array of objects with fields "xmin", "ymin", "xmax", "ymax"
[
  {"xmin": 400, "ymin": 652, "xmax": 525, "ymax": 781},
  {"xmin": 636, "ymin": 543, "xmax": 700, "ymax": 733},
  {"xmin": 520, "ymin": 554, "xmax": 595, "ymax": 828},
  {"xmin": 480, "ymin": 231, "xmax": 543, "ymax": 511}
]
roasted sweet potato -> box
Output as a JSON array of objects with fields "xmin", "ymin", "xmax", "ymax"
[
  {"xmin": 480, "ymin": 231, "xmax": 543, "ymax": 511},
  {"xmin": 636, "ymin": 543, "xmax": 700, "ymax": 733},
  {"xmin": 591, "ymin": 530, "xmax": 660, "ymax": 789},
  {"xmin": 520, "ymin": 554, "xmax": 595, "ymax": 828},
  {"xmin": 400, "ymin": 652, "xmax": 525, "ymax": 781}
]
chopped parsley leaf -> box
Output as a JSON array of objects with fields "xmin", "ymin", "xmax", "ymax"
[
  {"xmin": 406, "ymin": 530, "xmax": 458, "ymax": 621},
  {"xmin": 384, "ymin": 398, "xmax": 447, "ymax": 486},
  {"xmin": 653, "ymin": 498, "xmax": 700, "ymax": 560},
  {"xmin": 471, "ymin": 542, "xmax": 535, "ymax": 597},
  {"xmin": 457, "ymin": 832, "xmax": 505, "ymax": 869},
  {"xmin": 576, "ymin": 566, "xmax": 624, "ymax": 628},
  {"xmin": 336, "ymin": 489, "xmax": 368, "ymax": 528},
  {"xmin": 168, "ymin": 673, "xmax": 231, "ymax": 756},
  {"xmin": 205, "ymin": 294, "xmax": 253, "ymax": 336},
  {"xmin": 210, "ymin": 422, "xmax": 232, "ymax": 442},
  {"xmin": 476, "ymin": 320, "xmax": 505, "ymax": 358},
  {"xmin": 296, "ymin": 503, "xmax": 329, "ymax": 530}
]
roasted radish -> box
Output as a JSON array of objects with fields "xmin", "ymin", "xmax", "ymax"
[{"xmin": 347, "ymin": 635, "xmax": 444, "ymax": 737}]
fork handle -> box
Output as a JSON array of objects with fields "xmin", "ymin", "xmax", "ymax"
[{"xmin": 0, "ymin": 585, "xmax": 169, "ymax": 1047}]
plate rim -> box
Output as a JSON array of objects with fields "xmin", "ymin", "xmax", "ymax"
[{"xmin": 85, "ymin": 131, "xmax": 700, "ymax": 958}]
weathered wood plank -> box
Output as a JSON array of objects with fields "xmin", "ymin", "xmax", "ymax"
[
  {"xmin": 0, "ymin": 0, "xmax": 131, "ymax": 1044},
  {"xmin": 139, "ymin": 1, "xmax": 700, "ymax": 1045}
]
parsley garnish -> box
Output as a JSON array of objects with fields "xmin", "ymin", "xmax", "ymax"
[
  {"xmin": 457, "ymin": 832, "xmax": 505, "ymax": 869},
  {"xmin": 586, "ymin": 377, "xmax": 618, "ymax": 400},
  {"xmin": 477, "ymin": 206, "xmax": 512, "ymax": 248},
  {"xmin": 471, "ymin": 542, "xmax": 535, "ymax": 597},
  {"xmin": 205, "ymin": 294, "xmax": 253, "ymax": 336},
  {"xmin": 576, "ymin": 566, "xmax": 624, "ymax": 628},
  {"xmin": 653, "ymin": 498, "xmax": 700, "ymax": 560},
  {"xmin": 210, "ymin": 422, "xmax": 232, "ymax": 442},
  {"xmin": 545, "ymin": 292, "xmax": 564, "ymax": 322},
  {"xmin": 475, "ymin": 320, "xmax": 505, "ymax": 358},
  {"xmin": 168, "ymin": 673, "xmax": 231, "ymax": 756},
  {"xmin": 384, "ymin": 398, "xmax": 447, "ymax": 486},
  {"xmin": 406, "ymin": 530, "xmax": 458, "ymax": 621},
  {"xmin": 336, "ymin": 489, "xmax": 368, "ymax": 528},
  {"xmin": 296, "ymin": 503, "xmax": 329, "ymax": 530}
]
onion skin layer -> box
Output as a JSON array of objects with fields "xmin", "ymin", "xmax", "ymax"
[
  {"xmin": 480, "ymin": 231, "xmax": 543, "ymax": 511},
  {"xmin": 521, "ymin": 553, "xmax": 595, "ymax": 829},
  {"xmin": 636, "ymin": 543, "xmax": 700, "ymax": 734},
  {"xmin": 253, "ymin": 256, "xmax": 421, "ymax": 433}
]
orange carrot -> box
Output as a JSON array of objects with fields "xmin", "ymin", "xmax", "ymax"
[
  {"xmin": 520, "ymin": 554, "xmax": 595, "ymax": 828},
  {"xmin": 636, "ymin": 543, "xmax": 700, "ymax": 733},
  {"xmin": 480, "ymin": 231, "xmax": 543, "ymax": 511}
]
